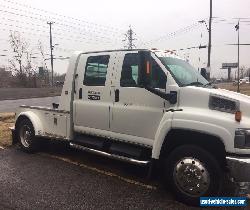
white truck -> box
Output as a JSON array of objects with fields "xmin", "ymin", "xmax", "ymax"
[{"xmin": 12, "ymin": 49, "xmax": 250, "ymax": 205}]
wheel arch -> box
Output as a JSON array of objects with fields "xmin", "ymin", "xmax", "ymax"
[
  {"xmin": 15, "ymin": 111, "xmax": 43, "ymax": 136},
  {"xmin": 157, "ymin": 128, "xmax": 227, "ymax": 169}
]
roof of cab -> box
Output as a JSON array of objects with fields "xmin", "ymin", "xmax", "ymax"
[{"xmin": 76, "ymin": 48, "xmax": 182, "ymax": 60}]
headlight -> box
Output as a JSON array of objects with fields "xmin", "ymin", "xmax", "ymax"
[{"xmin": 235, "ymin": 128, "xmax": 250, "ymax": 148}]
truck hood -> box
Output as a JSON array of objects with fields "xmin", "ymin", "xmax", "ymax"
[{"xmin": 179, "ymin": 86, "xmax": 250, "ymax": 117}]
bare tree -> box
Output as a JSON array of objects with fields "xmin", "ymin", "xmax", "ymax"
[
  {"xmin": 239, "ymin": 66, "xmax": 247, "ymax": 79},
  {"xmin": 38, "ymin": 40, "xmax": 47, "ymax": 69},
  {"xmin": 8, "ymin": 31, "xmax": 39, "ymax": 87},
  {"xmin": 247, "ymin": 68, "xmax": 250, "ymax": 79},
  {"xmin": 9, "ymin": 31, "xmax": 28, "ymax": 75},
  {"xmin": 8, "ymin": 31, "xmax": 28, "ymax": 86}
]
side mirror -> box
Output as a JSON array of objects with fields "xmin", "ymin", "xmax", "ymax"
[
  {"xmin": 200, "ymin": 68, "xmax": 207, "ymax": 79},
  {"xmin": 139, "ymin": 50, "xmax": 151, "ymax": 87}
]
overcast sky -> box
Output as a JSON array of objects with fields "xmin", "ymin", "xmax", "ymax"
[{"xmin": 0, "ymin": 0, "xmax": 250, "ymax": 78}]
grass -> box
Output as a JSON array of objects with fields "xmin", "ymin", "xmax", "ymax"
[
  {"xmin": 0, "ymin": 113, "xmax": 15, "ymax": 147},
  {"xmin": 217, "ymin": 83, "xmax": 250, "ymax": 96}
]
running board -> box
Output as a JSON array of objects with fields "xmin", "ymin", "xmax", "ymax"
[{"xmin": 70, "ymin": 143, "xmax": 150, "ymax": 166}]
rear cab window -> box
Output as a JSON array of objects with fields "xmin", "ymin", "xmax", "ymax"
[{"xmin": 83, "ymin": 55, "xmax": 110, "ymax": 86}]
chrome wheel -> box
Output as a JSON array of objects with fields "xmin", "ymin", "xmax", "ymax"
[
  {"xmin": 173, "ymin": 157, "xmax": 210, "ymax": 197},
  {"xmin": 19, "ymin": 125, "xmax": 32, "ymax": 148}
]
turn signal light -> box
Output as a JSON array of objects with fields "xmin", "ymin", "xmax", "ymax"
[{"xmin": 235, "ymin": 111, "xmax": 242, "ymax": 122}]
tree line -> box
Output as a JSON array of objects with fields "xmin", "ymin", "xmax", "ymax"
[{"xmin": 0, "ymin": 31, "xmax": 65, "ymax": 88}]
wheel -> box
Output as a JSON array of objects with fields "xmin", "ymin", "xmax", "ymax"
[
  {"xmin": 17, "ymin": 118, "xmax": 37, "ymax": 153},
  {"xmin": 163, "ymin": 145, "xmax": 223, "ymax": 206}
]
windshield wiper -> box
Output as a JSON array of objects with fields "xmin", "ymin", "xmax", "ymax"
[
  {"xmin": 184, "ymin": 81, "xmax": 204, "ymax": 87},
  {"xmin": 203, "ymin": 82, "xmax": 217, "ymax": 89}
]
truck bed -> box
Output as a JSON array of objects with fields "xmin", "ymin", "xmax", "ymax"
[{"xmin": 17, "ymin": 105, "xmax": 71, "ymax": 140}]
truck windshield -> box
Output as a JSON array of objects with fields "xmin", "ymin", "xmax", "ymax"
[{"xmin": 159, "ymin": 57, "xmax": 209, "ymax": 87}]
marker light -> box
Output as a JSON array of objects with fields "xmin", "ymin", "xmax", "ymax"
[
  {"xmin": 146, "ymin": 61, "xmax": 150, "ymax": 74},
  {"xmin": 235, "ymin": 111, "xmax": 242, "ymax": 122}
]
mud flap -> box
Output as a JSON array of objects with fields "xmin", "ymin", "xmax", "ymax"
[{"xmin": 10, "ymin": 127, "xmax": 18, "ymax": 145}]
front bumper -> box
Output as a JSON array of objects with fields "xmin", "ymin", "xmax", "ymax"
[
  {"xmin": 226, "ymin": 156, "xmax": 250, "ymax": 194},
  {"xmin": 226, "ymin": 156, "xmax": 250, "ymax": 182}
]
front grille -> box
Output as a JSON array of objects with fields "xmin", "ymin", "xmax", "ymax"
[{"xmin": 245, "ymin": 134, "xmax": 250, "ymax": 147}]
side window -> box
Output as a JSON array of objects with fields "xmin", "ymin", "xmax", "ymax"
[
  {"xmin": 150, "ymin": 59, "xmax": 167, "ymax": 89},
  {"xmin": 83, "ymin": 55, "xmax": 110, "ymax": 86},
  {"xmin": 120, "ymin": 53, "xmax": 139, "ymax": 87}
]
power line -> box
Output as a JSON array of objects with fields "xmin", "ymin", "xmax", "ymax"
[
  {"xmin": 0, "ymin": 15, "xmax": 121, "ymax": 44},
  {"xmin": 0, "ymin": 0, "xmax": 124, "ymax": 32},
  {"xmin": 0, "ymin": 7, "xmax": 123, "ymax": 41},
  {"xmin": 0, "ymin": 21, "xmax": 120, "ymax": 46},
  {"xmin": 0, "ymin": 0, "xmax": 124, "ymax": 34},
  {"xmin": 144, "ymin": 22, "xmax": 202, "ymax": 46},
  {"xmin": 0, "ymin": 23, "xmax": 121, "ymax": 64}
]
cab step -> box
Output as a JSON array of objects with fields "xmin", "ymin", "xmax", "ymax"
[
  {"xmin": 72, "ymin": 134, "xmax": 104, "ymax": 150},
  {"xmin": 69, "ymin": 142, "xmax": 150, "ymax": 166}
]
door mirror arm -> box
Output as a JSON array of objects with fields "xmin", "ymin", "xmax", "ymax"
[{"xmin": 145, "ymin": 86, "xmax": 177, "ymax": 104}]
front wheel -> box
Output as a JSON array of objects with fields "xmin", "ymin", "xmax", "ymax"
[
  {"xmin": 163, "ymin": 145, "xmax": 223, "ymax": 206},
  {"xmin": 17, "ymin": 118, "xmax": 38, "ymax": 153}
]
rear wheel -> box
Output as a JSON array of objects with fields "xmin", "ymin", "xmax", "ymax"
[
  {"xmin": 163, "ymin": 145, "xmax": 223, "ymax": 206},
  {"xmin": 17, "ymin": 118, "xmax": 37, "ymax": 153}
]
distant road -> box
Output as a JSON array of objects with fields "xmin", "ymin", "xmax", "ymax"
[{"xmin": 0, "ymin": 96, "xmax": 60, "ymax": 113}]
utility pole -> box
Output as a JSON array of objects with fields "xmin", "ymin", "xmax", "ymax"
[
  {"xmin": 47, "ymin": 21, "xmax": 54, "ymax": 86},
  {"xmin": 207, "ymin": 0, "xmax": 212, "ymax": 80},
  {"xmin": 235, "ymin": 21, "xmax": 240, "ymax": 92},
  {"xmin": 123, "ymin": 25, "xmax": 136, "ymax": 49}
]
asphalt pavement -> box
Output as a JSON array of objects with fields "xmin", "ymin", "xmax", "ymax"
[
  {"xmin": 0, "ymin": 145, "xmax": 188, "ymax": 210},
  {"xmin": 0, "ymin": 140, "xmax": 246, "ymax": 210},
  {"xmin": 0, "ymin": 97, "xmax": 59, "ymax": 113}
]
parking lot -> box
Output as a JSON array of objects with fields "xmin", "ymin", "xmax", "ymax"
[
  {"xmin": 0, "ymin": 143, "xmax": 186, "ymax": 210},
  {"xmin": 0, "ymin": 140, "xmax": 244, "ymax": 210}
]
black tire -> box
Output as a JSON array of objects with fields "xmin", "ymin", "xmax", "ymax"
[
  {"xmin": 16, "ymin": 118, "xmax": 38, "ymax": 153},
  {"xmin": 163, "ymin": 145, "xmax": 223, "ymax": 206}
]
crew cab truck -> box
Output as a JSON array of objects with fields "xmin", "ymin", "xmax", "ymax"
[{"xmin": 12, "ymin": 49, "xmax": 250, "ymax": 205}]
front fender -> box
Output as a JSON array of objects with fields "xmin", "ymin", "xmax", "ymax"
[
  {"xmin": 152, "ymin": 110, "xmax": 234, "ymax": 159},
  {"xmin": 152, "ymin": 112, "xmax": 173, "ymax": 159},
  {"xmin": 171, "ymin": 119, "xmax": 233, "ymax": 151},
  {"xmin": 15, "ymin": 111, "xmax": 44, "ymax": 136}
]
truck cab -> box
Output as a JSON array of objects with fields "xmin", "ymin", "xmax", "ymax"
[{"xmin": 13, "ymin": 49, "xmax": 250, "ymax": 205}]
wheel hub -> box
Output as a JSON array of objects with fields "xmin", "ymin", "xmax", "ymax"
[
  {"xmin": 173, "ymin": 157, "xmax": 210, "ymax": 196},
  {"xmin": 20, "ymin": 125, "xmax": 32, "ymax": 148}
]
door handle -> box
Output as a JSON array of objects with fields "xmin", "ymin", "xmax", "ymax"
[
  {"xmin": 74, "ymin": 74, "xmax": 78, "ymax": 94},
  {"xmin": 79, "ymin": 88, "xmax": 82, "ymax": 99},
  {"xmin": 115, "ymin": 89, "xmax": 119, "ymax": 102}
]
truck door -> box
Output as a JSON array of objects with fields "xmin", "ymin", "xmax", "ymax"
[
  {"xmin": 73, "ymin": 53, "xmax": 114, "ymax": 133},
  {"xmin": 110, "ymin": 52, "xmax": 168, "ymax": 146}
]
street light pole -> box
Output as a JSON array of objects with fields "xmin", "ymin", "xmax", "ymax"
[
  {"xmin": 47, "ymin": 21, "xmax": 54, "ymax": 87},
  {"xmin": 235, "ymin": 20, "xmax": 240, "ymax": 92},
  {"xmin": 207, "ymin": 0, "xmax": 212, "ymax": 80}
]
